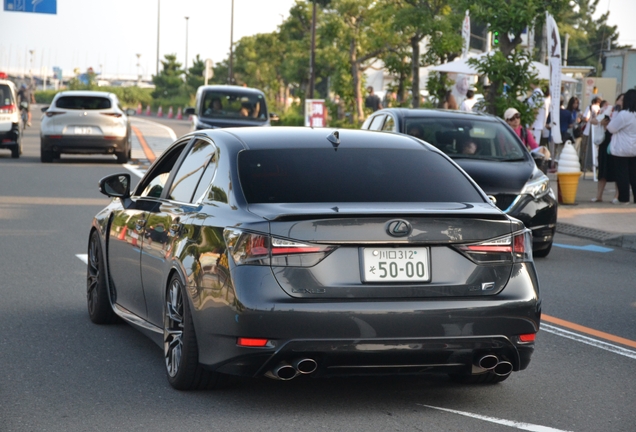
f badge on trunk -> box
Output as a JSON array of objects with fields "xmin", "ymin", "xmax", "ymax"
[{"xmin": 386, "ymin": 219, "xmax": 412, "ymax": 237}]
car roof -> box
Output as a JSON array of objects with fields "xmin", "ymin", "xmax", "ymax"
[
  {"xmin": 377, "ymin": 108, "xmax": 499, "ymax": 122},
  {"xmin": 209, "ymin": 126, "xmax": 436, "ymax": 151},
  {"xmin": 0, "ymin": 80, "xmax": 17, "ymax": 90},
  {"xmin": 198, "ymin": 85, "xmax": 265, "ymax": 96},
  {"xmin": 54, "ymin": 90, "xmax": 116, "ymax": 99}
]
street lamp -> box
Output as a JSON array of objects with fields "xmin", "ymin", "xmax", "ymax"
[
  {"xmin": 29, "ymin": 49, "xmax": 35, "ymax": 82},
  {"xmin": 229, "ymin": 0, "xmax": 234, "ymax": 84},
  {"xmin": 185, "ymin": 16, "xmax": 189, "ymax": 75},
  {"xmin": 156, "ymin": 0, "xmax": 161, "ymax": 76},
  {"xmin": 136, "ymin": 54, "xmax": 142, "ymax": 86}
]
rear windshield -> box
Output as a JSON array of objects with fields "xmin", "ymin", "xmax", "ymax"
[
  {"xmin": 200, "ymin": 90, "xmax": 267, "ymax": 121},
  {"xmin": 405, "ymin": 117, "xmax": 526, "ymax": 161},
  {"xmin": 55, "ymin": 96, "xmax": 112, "ymax": 110},
  {"xmin": 238, "ymin": 148, "xmax": 484, "ymax": 203},
  {"xmin": 1, "ymin": 85, "xmax": 14, "ymax": 106}
]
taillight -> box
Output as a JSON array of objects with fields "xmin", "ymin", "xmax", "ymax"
[
  {"xmin": 45, "ymin": 111, "xmax": 65, "ymax": 117},
  {"xmin": 223, "ymin": 229, "xmax": 335, "ymax": 267},
  {"xmin": 457, "ymin": 229, "xmax": 533, "ymax": 263},
  {"xmin": 518, "ymin": 333, "xmax": 536, "ymax": 343},
  {"xmin": 101, "ymin": 112, "xmax": 122, "ymax": 118},
  {"xmin": 0, "ymin": 104, "xmax": 16, "ymax": 114}
]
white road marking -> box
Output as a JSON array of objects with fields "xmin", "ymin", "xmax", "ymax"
[
  {"xmin": 541, "ymin": 323, "xmax": 636, "ymax": 360},
  {"xmin": 123, "ymin": 163, "xmax": 146, "ymax": 178},
  {"xmin": 76, "ymin": 254, "xmax": 88, "ymax": 264},
  {"xmin": 417, "ymin": 405, "xmax": 573, "ymax": 432},
  {"xmin": 132, "ymin": 117, "xmax": 178, "ymax": 140}
]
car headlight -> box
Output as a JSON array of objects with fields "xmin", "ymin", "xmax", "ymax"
[{"xmin": 520, "ymin": 172, "xmax": 550, "ymax": 199}]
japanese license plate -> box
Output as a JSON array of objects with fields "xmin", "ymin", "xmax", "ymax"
[
  {"xmin": 74, "ymin": 127, "xmax": 93, "ymax": 135},
  {"xmin": 361, "ymin": 247, "xmax": 430, "ymax": 282}
]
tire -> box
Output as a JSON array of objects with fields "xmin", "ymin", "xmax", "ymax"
[
  {"xmin": 41, "ymin": 149, "xmax": 53, "ymax": 163},
  {"xmin": 10, "ymin": 145, "xmax": 19, "ymax": 159},
  {"xmin": 533, "ymin": 242, "xmax": 552, "ymax": 258},
  {"xmin": 164, "ymin": 274, "xmax": 223, "ymax": 390},
  {"xmin": 449, "ymin": 371, "xmax": 511, "ymax": 384},
  {"xmin": 87, "ymin": 230, "xmax": 118, "ymax": 324},
  {"xmin": 116, "ymin": 148, "xmax": 128, "ymax": 164}
]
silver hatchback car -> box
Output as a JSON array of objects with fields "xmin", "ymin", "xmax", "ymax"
[{"xmin": 40, "ymin": 91, "xmax": 132, "ymax": 163}]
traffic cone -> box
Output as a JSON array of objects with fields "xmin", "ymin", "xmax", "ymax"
[
  {"xmin": 136, "ymin": 103, "xmax": 142, "ymax": 115},
  {"xmin": 145, "ymin": 105, "xmax": 151, "ymax": 116},
  {"xmin": 176, "ymin": 107, "xmax": 183, "ymax": 120},
  {"xmin": 167, "ymin": 106, "xmax": 173, "ymax": 119},
  {"xmin": 157, "ymin": 106, "xmax": 163, "ymax": 117}
]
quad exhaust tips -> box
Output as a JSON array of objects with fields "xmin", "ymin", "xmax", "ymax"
[
  {"xmin": 475, "ymin": 355, "xmax": 513, "ymax": 377},
  {"xmin": 265, "ymin": 358, "xmax": 318, "ymax": 380}
]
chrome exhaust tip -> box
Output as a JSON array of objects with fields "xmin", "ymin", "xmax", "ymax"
[
  {"xmin": 292, "ymin": 358, "xmax": 317, "ymax": 375},
  {"xmin": 493, "ymin": 361, "xmax": 513, "ymax": 376},
  {"xmin": 477, "ymin": 355, "xmax": 499, "ymax": 370},
  {"xmin": 265, "ymin": 362, "xmax": 298, "ymax": 380}
]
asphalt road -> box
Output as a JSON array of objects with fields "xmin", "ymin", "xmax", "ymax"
[{"xmin": 0, "ymin": 114, "xmax": 634, "ymax": 432}]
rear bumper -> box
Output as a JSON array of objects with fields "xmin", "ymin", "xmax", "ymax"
[
  {"xmin": 192, "ymin": 262, "xmax": 540, "ymax": 377},
  {"xmin": 41, "ymin": 135, "xmax": 127, "ymax": 154}
]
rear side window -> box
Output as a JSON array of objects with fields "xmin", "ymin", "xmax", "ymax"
[
  {"xmin": 238, "ymin": 148, "xmax": 484, "ymax": 204},
  {"xmin": 55, "ymin": 96, "xmax": 111, "ymax": 110},
  {"xmin": 168, "ymin": 140, "xmax": 217, "ymax": 203}
]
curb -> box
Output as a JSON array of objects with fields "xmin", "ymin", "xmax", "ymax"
[{"xmin": 556, "ymin": 223, "xmax": 636, "ymax": 252}]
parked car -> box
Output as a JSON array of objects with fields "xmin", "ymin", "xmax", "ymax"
[
  {"xmin": 40, "ymin": 91, "xmax": 133, "ymax": 163},
  {"xmin": 88, "ymin": 127, "xmax": 540, "ymax": 390},
  {"xmin": 184, "ymin": 85, "xmax": 278, "ymax": 130},
  {"xmin": 362, "ymin": 108, "xmax": 557, "ymax": 257},
  {"xmin": 0, "ymin": 79, "xmax": 22, "ymax": 158}
]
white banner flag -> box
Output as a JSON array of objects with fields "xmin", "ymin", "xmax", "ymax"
[
  {"xmin": 462, "ymin": 10, "xmax": 470, "ymax": 59},
  {"xmin": 547, "ymin": 12, "xmax": 562, "ymax": 144}
]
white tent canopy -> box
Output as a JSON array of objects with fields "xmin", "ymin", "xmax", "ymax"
[{"xmin": 429, "ymin": 52, "xmax": 578, "ymax": 83}]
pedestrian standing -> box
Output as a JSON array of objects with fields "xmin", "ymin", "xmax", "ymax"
[
  {"xmin": 459, "ymin": 89, "xmax": 476, "ymax": 112},
  {"xmin": 364, "ymin": 86, "xmax": 382, "ymax": 113},
  {"xmin": 606, "ymin": 89, "xmax": 636, "ymax": 204},
  {"xmin": 527, "ymin": 83, "xmax": 549, "ymax": 145},
  {"xmin": 441, "ymin": 90, "xmax": 458, "ymax": 110},
  {"xmin": 566, "ymin": 97, "xmax": 582, "ymax": 146},
  {"xmin": 581, "ymin": 96, "xmax": 601, "ymax": 168}
]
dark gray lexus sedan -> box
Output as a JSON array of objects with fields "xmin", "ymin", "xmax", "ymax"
[{"xmin": 88, "ymin": 127, "xmax": 540, "ymax": 390}]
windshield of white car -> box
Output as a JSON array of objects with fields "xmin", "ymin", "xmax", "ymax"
[{"xmin": 200, "ymin": 91, "xmax": 267, "ymax": 121}]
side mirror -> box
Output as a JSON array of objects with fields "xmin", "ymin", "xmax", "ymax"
[
  {"xmin": 269, "ymin": 112, "xmax": 280, "ymax": 122},
  {"xmin": 125, "ymin": 108, "xmax": 136, "ymax": 116},
  {"xmin": 184, "ymin": 107, "xmax": 195, "ymax": 116},
  {"xmin": 41, "ymin": 106, "xmax": 49, "ymax": 112},
  {"xmin": 99, "ymin": 173, "xmax": 131, "ymax": 199}
]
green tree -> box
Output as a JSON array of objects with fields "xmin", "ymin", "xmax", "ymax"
[
  {"xmin": 187, "ymin": 55, "xmax": 205, "ymax": 93},
  {"xmin": 152, "ymin": 54, "xmax": 185, "ymax": 99},
  {"xmin": 461, "ymin": 0, "xmax": 569, "ymax": 115}
]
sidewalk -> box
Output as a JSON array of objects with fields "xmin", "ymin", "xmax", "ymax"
[
  {"xmin": 128, "ymin": 118, "xmax": 636, "ymax": 252},
  {"xmin": 549, "ymin": 171, "xmax": 636, "ymax": 251}
]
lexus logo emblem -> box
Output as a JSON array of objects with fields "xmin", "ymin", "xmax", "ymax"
[{"xmin": 386, "ymin": 219, "xmax": 412, "ymax": 237}]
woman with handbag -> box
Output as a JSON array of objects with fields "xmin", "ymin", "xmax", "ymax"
[{"xmin": 607, "ymin": 90, "xmax": 636, "ymax": 204}]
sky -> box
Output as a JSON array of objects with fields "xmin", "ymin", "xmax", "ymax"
[{"xmin": 0, "ymin": 0, "xmax": 634, "ymax": 81}]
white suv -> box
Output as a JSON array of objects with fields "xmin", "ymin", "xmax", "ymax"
[{"xmin": 0, "ymin": 80, "xmax": 22, "ymax": 158}]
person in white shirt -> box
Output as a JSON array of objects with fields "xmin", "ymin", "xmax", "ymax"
[
  {"xmin": 606, "ymin": 89, "xmax": 636, "ymax": 204},
  {"xmin": 527, "ymin": 84, "xmax": 549, "ymax": 144},
  {"xmin": 580, "ymin": 96, "xmax": 601, "ymax": 168},
  {"xmin": 459, "ymin": 89, "xmax": 476, "ymax": 112}
]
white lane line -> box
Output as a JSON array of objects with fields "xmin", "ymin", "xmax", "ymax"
[
  {"xmin": 76, "ymin": 254, "xmax": 88, "ymax": 264},
  {"xmin": 541, "ymin": 323, "xmax": 636, "ymax": 360},
  {"xmin": 123, "ymin": 163, "xmax": 145, "ymax": 178},
  {"xmin": 132, "ymin": 117, "xmax": 178, "ymax": 140},
  {"xmin": 417, "ymin": 405, "xmax": 573, "ymax": 432}
]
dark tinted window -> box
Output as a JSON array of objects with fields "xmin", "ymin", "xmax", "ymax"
[
  {"xmin": 138, "ymin": 142, "xmax": 188, "ymax": 198},
  {"xmin": 169, "ymin": 140, "xmax": 216, "ymax": 202},
  {"xmin": 238, "ymin": 148, "xmax": 483, "ymax": 203},
  {"xmin": 0, "ymin": 85, "xmax": 14, "ymax": 106},
  {"xmin": 56, "ymin": 96, "xmax": 112, "ymax": 110},
  {"xmin": 405, "ymin": 117, "xmax": 526, "ymax": 161},
  {"xmin": 200, "ymin": 90, "xmax": 267, "ymax": 121}
]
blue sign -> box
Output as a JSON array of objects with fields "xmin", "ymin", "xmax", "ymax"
[{"xmin": 4, "ymin": 0, "xmax": 57, "ymax": 15}]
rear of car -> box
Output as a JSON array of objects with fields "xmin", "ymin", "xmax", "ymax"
[
  {"xmin": 40, "ymin": 91, "xmax": 130, "ymax": 163},
  {"xmin": 0, "ymin": 80, "xmax": 22, "ymax": 158},
  {"xmin": 191, "ymin": 129, "xmax": 540, "ymax": 383},
  {"xmin": 186, "ymin": 85, "xmax": 270, "ymax": 130}
]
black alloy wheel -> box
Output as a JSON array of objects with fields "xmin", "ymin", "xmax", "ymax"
[
  {"xmin": 87, "ymin": 231, "xmax": 117, "ymax": 324},
  {"xmin": 164, "ymin": 274, "xmax": 222, "ymax": 390}
]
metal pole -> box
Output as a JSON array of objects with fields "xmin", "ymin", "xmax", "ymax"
[
  {"xmin": 563, "ymin": 33, "xmax": 570, "ymax": 66},
  {"xmin": 156, "ymin": 0, "xmax": 161, "ymax": 76},
  {"xmin": 308, "ymin": 0, "xmax": 316, "ymax": 99},
  {"xmin": 229, "ymin": 0, "xmax": 234, "ymax": 84},
  {"xmin": 185, "ymin": 17, "xmax": 189, "ymax": 75}
]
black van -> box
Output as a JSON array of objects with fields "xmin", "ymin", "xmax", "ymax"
[{"xmin": 185, "ymin": 85, "xmax": 275, "ymax": 130}]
